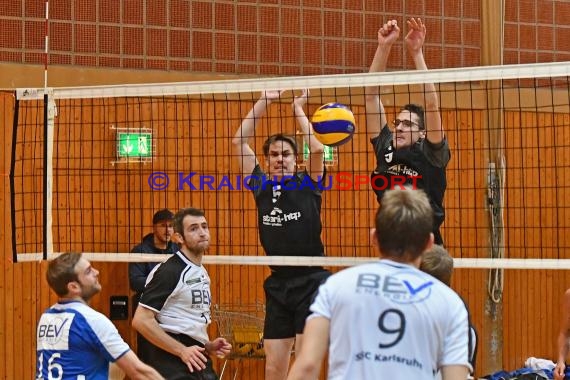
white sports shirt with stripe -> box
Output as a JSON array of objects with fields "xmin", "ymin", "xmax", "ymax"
[
  {"xmin": 36, "ymin": 301, "xmax": 130, "ymax": 380},
  {"xmin": 309, "ymin": 259, "xmax": 472, "ymax": 380}
]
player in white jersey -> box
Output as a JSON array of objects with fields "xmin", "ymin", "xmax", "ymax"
[
  {"xmin": 133, "ymin": 208, "xmax": 231, "ymax": 379},
  {"xmin": 287, "ymin": 189, "xmax": 472, "ymax": 380},
  {"xmin": 35, "ymin": 252, "xmax": 163, "ymax": 380}
]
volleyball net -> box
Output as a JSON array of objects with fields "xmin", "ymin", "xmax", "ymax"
[{"xmin": 10, "ymin": 61, "xmax": 570, "ymax": 270}]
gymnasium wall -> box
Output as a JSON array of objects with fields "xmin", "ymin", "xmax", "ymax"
[
  {"xmin": 2, "ymin": 0, "xmax": 570, "ymax": 378},
  {"xmin": 1, "ymin": 0, "xmax": 482, "ymax": 76},
  {"xmin": 1, "ymin": 0, "xmax": 570, "ymax": 84}
]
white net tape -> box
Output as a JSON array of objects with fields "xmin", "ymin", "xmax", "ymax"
[{"xmin": 15, "ymin": 252, "xmax": 570, "ymax": 270}]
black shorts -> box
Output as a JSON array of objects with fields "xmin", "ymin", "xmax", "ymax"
[
  {"xmin": 136, "ymin": 332, "xmax": 152, "ymax": 363},
  {"xmin": 145, "ymin": 333, "xmax": 218, "ymax": 380},
  {"xmin": 263, "ymin": 269, "xmax": 331, "ymax": 339}
]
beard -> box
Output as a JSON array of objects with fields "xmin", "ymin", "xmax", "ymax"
[{"xmin": 79, "ymin": 282, "xmax": 101, "ymax": 302}]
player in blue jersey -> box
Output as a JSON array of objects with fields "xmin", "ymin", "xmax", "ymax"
[
  {"xmin": 36, "ymin": 252, "xmax": 163, "ymax": 380},
  {"xmin": 287, "ymin": 189, "xmax": 471, "ymax": 380}
]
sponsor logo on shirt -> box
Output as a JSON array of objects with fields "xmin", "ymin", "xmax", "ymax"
[
  {"xmin": 37, "ymin": 313, "xmax": 75, "ymax": 350},
  {"xmin": 262, "ymin": 207, "xmax": 302, "ymax": 227},
  {"xmin": 355, "ymin": 270, "xmax": 433, "ymax": 304},
  {"xmin": 185, "ymin": 277, "xmax": 202, "ymax": 285},
  {"xmin": 386, "ymin": 163, "xmax": 420, "ymax": 177}
]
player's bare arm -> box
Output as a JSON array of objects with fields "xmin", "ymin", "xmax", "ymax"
[
  {"xmin": 365, "ymin": 19, "xmax": 400, "ymax": 139},
  {"xmin": 115, "ymin": 350, "xmax": 165, "ymax": 380},
  {"xmin": 292, "ymin": 89, "xmax": 325, "ymax": 180},
  {"xmin": 233, "ymin": 90, "xmax": 285, "ymax": 176},
  {"xmin": 555, "ymin": 289, "xmax": 570, "ymax": 379},
  {"xmin": 405, "ymin": 17, "xmax": 443, "ymax": 144},
  {"xmin": 132, "ymin": 306, "xmax": 208, "ymax": 373}
]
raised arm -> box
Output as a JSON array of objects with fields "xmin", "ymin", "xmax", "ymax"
[
  {"xmin": 232, "ymin": 91, "xmax": 284, "ymax": 176},
  {"xmin": 365, "ymin": 20, "xmax": 400, "ymax": 140},
  {"xmin": 555, "ymin": 289, "xmax": 570, "ymax": 380},
  {"xmin": 292, "ymin": 89, "xmax": 324, "ymax": 180},
  {"xmin": 405, "ymin": 18, "xmax": 443, "ymax": 144}
]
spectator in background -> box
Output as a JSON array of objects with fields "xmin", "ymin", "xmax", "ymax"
[{"xmin": 129, "ymin": 208, "xmax": 179, "ymax": 361}]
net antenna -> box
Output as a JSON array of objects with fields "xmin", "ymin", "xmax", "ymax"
[{"xmin": 43, "ymin": 0, "xmax": 55, "ymax": 260}]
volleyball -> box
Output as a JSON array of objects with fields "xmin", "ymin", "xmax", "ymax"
[{"xmin": 311, "ymin": 102, "xmax": 356, "ymax": 146}]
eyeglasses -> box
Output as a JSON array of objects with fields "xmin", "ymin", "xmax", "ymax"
[{"xmin": 392, "ymin": 119, "xmax": 420, "ymax": 128}]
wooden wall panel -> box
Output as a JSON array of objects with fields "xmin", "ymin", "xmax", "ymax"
[{"xmin": 2, "ymin": 89, "xmax": 570, "ymax": 379}]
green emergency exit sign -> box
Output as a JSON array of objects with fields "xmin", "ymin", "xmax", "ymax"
[
  {"xmin": 117, "ymin": 132, "xmax": 152, "ymax": 158},
  {"xmin": 303, "ymin": 142, "xmax": 335, "ymax": 162}
]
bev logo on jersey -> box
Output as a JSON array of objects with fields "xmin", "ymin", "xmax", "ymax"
[
  {"xmin": 356, "ymin": 270, "xmax": 434, "ymax": 304},
  {"xmin": 36, "ymin": 312, "xmax": 75, "ymax": 379},
  {"xmin": 37, "ymin": 313, "xmax": 75, "ymax": 350}
]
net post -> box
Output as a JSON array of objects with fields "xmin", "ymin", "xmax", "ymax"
[{"xmin": 10, "ymin": 93, "xmax": 20, "ymax": 262}]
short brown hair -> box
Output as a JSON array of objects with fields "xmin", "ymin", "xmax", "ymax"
[
  {"xmin": 420, "ymin": 245, "xmax": 453, "ymax": 286},
  {"xmin": 375, "ymin": 189, "xmax": 433, "ymax": 261},
  {"xmin": 262, "ymin": 134, "xmax": 298, "ymax": 157},
  {"xmin": 173, "ymin": 208, "xmax": 205, "ymax": 235},
  {"xmin": 46, "ymin": 252, "xmax": 82, "ymax": 296}
]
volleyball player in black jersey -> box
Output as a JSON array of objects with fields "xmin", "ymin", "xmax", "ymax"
[
  {"xmin": 232, "ymin": 89, "xmax": 331, "ymax": 380},
  {"xmin": 365, "ymin": 18, "xmax": 450, "ymax": 244}
]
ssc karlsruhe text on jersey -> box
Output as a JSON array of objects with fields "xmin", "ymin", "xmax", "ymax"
[
  {"xmin": 139, "ymin": 250, "xmax": 212, "ymax": 343},
  {"xmin": 310, "ymin": 260, "xmax": 472, "ymax": 380},
  {"xmin": 36, "ymin": 301, "xmax": 130, "ymax": 380}
]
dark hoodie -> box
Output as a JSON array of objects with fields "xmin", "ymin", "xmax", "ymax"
[{"xmin": 129, "ymin": 233, "xmax": 179, "ymax": 311}]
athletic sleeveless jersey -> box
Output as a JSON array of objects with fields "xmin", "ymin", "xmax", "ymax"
[
  {"xmin": 249, "ymin": 165, "xmax": 325, "ymax": 276},
  {"xmin": 371, "ymin": 125, "xmax": 450, "ymax": 243},
  {"xmin": 310, "ymin": 260, "xmax": 472, "ymax": 380},
  {"xmin": 138, "ymin": 250, "xmax": 211, "ymax": 343},
  {"xmin": 36, "ymin": 301, "xmax": 130, "ymax": 380}
]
